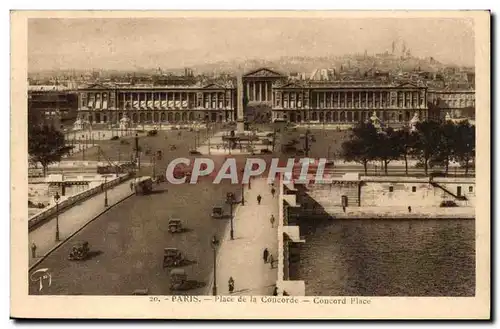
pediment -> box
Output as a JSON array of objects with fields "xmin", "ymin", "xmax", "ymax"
[
  {"xmin": 244, "ymin": 68, "xmax": 284, "ymax": 78},
  {"xmin": 202, "ymin": 83, "xmax": 225, "ymax": 89},
  {"xmin": 79, "ymin": 83, "xmax": 111, "ymax": 90},
  {"xmin": 397, "ymin": 82, "xmax": 420, "ymax": 89}
]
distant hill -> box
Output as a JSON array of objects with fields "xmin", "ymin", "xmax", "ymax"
[
  {"xmin": 185, "ymin": 54, "xmax": 455, "ymax": 76},
  {"xmin": 28, "ymin": 53, "xmax": 472, "ymax": 79}
]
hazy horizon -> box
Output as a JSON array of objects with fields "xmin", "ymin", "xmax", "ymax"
[{"xmin": 28, "ymin": 17, "xmax": 475, "ymax": 73}]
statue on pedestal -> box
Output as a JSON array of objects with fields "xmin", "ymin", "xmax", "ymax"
[
  {"xmin": 409, "ymin": 112, "xmax": 420, "ymax": 132},
  {"xmin": 370, "ymin": 111, "xmax": 384, "ymax": 129},
  {"xmin": 119, "ymin": 114, "xmax": 131, "ymax": 130}
]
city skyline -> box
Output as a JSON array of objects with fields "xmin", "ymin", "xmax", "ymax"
[{"xmin": 28, "ymin": 17, "xmax": 475, "ymax": 73}]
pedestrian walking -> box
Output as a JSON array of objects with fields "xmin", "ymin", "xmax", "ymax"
[
  {"xmin": 130, "ymin": 181, "xmax": 134, "ymax": 191},
  {"xmin": 270, "ymin": 215, "xmax": 275, "ymax": 228},
  {"xmin": 268, "ymin": 254, "xmax": 275, "ymax": 269},
  {"xmin": 263, "ymin": 248, "xmax": 269, "ymax": 263},
  {"xmin": 228, "ymin": 277, "xmax": 235, "ymax": 293},
  {"xmin": 273, "ymin": 286, "xmax": 278, "ymax": 296},
  {"xmin": 271, "ymin": 187, "xmax": 276, "ymax": 198},
  {"xmin": 31, "ymin": 242, "xmax": 37, "ymax": 258},
  {"xmin": 408, "ymin": 206, "xmax": 412, "ymax": 213},
  {"xmin": 257, "ymin": 194, "xmax": 262, "ymax": 205}
]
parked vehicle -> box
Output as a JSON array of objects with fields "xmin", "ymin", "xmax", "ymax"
[
  {"xmin": 163, "ymin": 248, "xmax": 184, "ymax": 268},
  {"xmin": 68, "ymin": 241, "xmax": 90, "ymax": 261},
  {"xmin": 147, "ymin": 130, "xmax": 158, "ymax": 137},
  {"xmin": 134, "ymin": 176, "xmax": 153, "ymax": 195},
  {"xmin": 211, "ymin": 207, "xmax": 224, "ymax": 219},
  {"xmin": 170, "ymin": 269, "xmax": 188, "ymax": 291},
  {"xmin": 440, "ymin": 200, "xmax": 458, "ymax": 207},
  {"xmin": 168, "ymin": 218, "xmax": 183, "ymax": 233}
]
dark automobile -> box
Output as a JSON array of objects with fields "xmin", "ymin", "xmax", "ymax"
[{"xmin": 440, "ymin": 200, "xmax": 458, "ymax": 207}]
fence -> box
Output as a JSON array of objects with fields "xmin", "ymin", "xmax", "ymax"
[{"xmin": 28, "ymin": 173, "xmax": 132, "ymax": 231}]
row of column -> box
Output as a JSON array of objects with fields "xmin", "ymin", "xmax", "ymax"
[
  {"xmin": 82, "ymin": 91, "xmax": 234, "ymax": 110},
  {"xmin": 275, "ymin": 90, "xmax": 426, "ymax": 109},
  {"xmin": 119, "ymin": 92, "xmax": 233, "ymax": 109},
  {"xmin": 245, "ymin": 81, "xmax": 273, "ymax": 102}
]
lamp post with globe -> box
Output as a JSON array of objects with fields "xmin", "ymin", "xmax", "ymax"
[
  {"xmin": 54, "ymin": 192, "xmax": 61, "ymax": 242},
  {"xmin": 211, "ymin": 235, "xmax": 220, "ymax": 296}
]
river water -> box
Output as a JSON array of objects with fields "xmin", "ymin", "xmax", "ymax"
[{"xmin": 289, "ymin": 218, "xmax": 475, "ymax": 296}]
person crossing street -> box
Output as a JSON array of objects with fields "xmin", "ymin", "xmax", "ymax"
[
  {"xmin": 257, "ymin": 194, "xmax": 262, "ymax": 205},
  {"xmin": 228, "ymin": 277, "xmax": 235, "ymax": 293}
]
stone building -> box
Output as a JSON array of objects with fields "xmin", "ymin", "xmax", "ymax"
[
  {"xmin": 427, "ymin": 88, "xmax": 475, "ymax": 121},
  {"xmin": 28, "ymin": 85, "xmax": 78, "ymax": 129},
  {"xmin": 272, "ymin": 80, "xmax": 428, "ymax": 125},
  {"xmin": 75, "ymin": 82, "xmax": 237, "ymax": 126}
]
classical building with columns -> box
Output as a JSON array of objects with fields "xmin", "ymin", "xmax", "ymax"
[
  {"xmin": 427, "ymin": 88, "xmax": 475, "ymax": 121},
  {"xmin": 76, "ymin": 82, "xmax": 236, "ymax": 125},
  {"xmin": 271, "ymin": 80, "xmax": 429, "ymax": 125},
  {"xmin": 242, "ymin": 68, "xmax": 287, "ymax": 122}
]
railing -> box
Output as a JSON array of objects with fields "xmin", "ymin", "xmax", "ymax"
[{"xmin": 28, "ymin": 173, "xmax": 132, "ymax": 231}]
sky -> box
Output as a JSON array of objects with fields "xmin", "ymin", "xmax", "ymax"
[{"xmin": 28, "ymin": 17, "xmax": 475, "ymax": 72}]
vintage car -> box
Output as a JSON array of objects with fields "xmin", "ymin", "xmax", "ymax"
[
  {"xmin": 168, "ymin": 218, "xmax": 183, "ymax": 233},
  {"xmin": 163, "ymin": 248, "xmax": 184, "ymax": 268},
  {"xmin": 211, "ymin": 206, "xmax": 224, "ymax": 219},
  {"xmin": 132, "ymin": 288, "xmax": 149, "ymax": 295},
  {"xmin": 170, "ymin": 269, "xmax": 188, "ymax": 291},
  {"xmin": 68, "ymin": 241, "xmax": 90, "ymax": 261}
]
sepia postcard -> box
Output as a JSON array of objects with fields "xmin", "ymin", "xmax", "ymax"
[{"xmin": 11, "ymin": 10, "xmax": 490, "ymax": 319}]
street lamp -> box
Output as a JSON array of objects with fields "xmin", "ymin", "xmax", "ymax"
[
  {"xmin": 104, "ymin": 176, "xmax": 109, "ymax": 207},
  {"xmin": 226, "ymin": 192, "xmax": 235, "ymax": 240},
  {"xmin": 54, "ymin": 192, "xmax": 61, "ymax": 242},
  {"xmin": 211, "ymin": 235, "xmax": 220, "ymax": 296},
  {"xmin": 240, "ymin": 169, "xmax": 245, "ymax": 206}
]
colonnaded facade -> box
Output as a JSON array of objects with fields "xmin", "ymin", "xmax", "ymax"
[
  {"xmin": 74, "ymin": 68, "xmax": 433, "ymax": 126},
  {"xmin": 76, "ymin": 83, "xmax": 237, "ymax": 125},
  {"xmin": 272, "ymin": 80, "xmax": 428, "ymax": 124}
]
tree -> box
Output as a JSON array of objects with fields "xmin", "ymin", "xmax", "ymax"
[
  {"xmin": 28, "ymin": 125, "xmax": 73, "ymax": 176},
  {"xmin": 453, "ymin": 121, "xmax": 475, "ymax": 174},
  {"xmin": 394, "ymin": 127, "xmax": 415, "ymax": 176},
  {"xmin": 376, "ymin": 127, "xmax": 402, "ymax": 174},
  {"xmin": 341, "ymin": 122, "xmax": 378, "ymax": 174},
  {"xmin": 412, "ymin": 121, "xmax": 442, "ymax": 175},
  {"xmin": 430, "ymin": 121, "xmax": 456, "ymax": 174}
]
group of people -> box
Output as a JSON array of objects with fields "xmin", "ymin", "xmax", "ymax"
[{"xmin": 256, "ymin": 185, "xmax": 276, "ymax": 205}]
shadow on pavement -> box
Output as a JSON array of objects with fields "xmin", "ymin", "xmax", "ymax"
[
  {"xmin": 147, "ymin": 189, "xmax": 169, "ymax": 195},
  {"xmin": 177, "ymin": 280, "xmax": 207, "ymax": 291},
  {"xmin": 85, "ymin": 250, "xmax": 103, "ymax": 260}
]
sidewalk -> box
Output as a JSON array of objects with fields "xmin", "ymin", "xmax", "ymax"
[
  {"xmin": 209, "ymin": 178, "xmax": 279, "ymax": 296},
  {"xmin": 28, "ymin": 180, "xmax": 134, "ymax": 268}
]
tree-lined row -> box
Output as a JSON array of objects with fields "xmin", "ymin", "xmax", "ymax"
[{"xmin": 341, "ymin": 121, "xmax": 475, "ymax": 175}]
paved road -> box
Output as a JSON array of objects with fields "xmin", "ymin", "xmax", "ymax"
[{"xmin": 29, "ymin": 179, "xmax": 240, "ymax": 295}]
